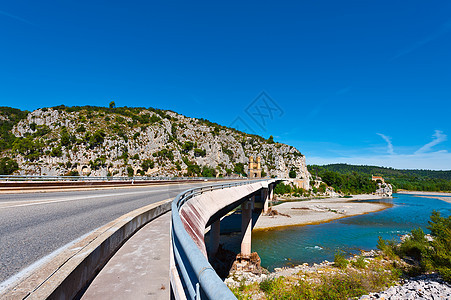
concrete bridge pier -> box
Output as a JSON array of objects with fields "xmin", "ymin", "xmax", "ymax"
[
  {"xmin": 241, "ymin": 195, "xmax": 255, "ymax": 258},
  {"xmin": 270, "ymin": 183, "xmax": 275, "ymax": 200},
  {"xmin": 262, "ymin": 183, "xmax": 275, "ymax": 214},
  {"xmin": 209, "ymin": 219, "xmax": 221, "ymax": 256},
  {"xmin": 262, "ymin": 188, "xmax": 269, "ymax": 214}
]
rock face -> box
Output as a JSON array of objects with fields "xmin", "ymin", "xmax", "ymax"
[
  {"xmin": 359, "ymin": 273, "xmax": 451, "ymax": 300},
  {"xmin": 375, "ymin": 183, "xmax": 393, "ymax": 197},
  {"xmin": 2, "ymin": 106, "xmax": 311, "ymax": 182}
]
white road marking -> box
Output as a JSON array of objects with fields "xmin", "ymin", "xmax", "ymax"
[{"xmin": 0, "ymin": 187, "xmax": 177, "ymax": 209}]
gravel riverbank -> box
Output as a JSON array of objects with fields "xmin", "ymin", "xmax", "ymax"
[{"xmin": 254, "ymin": 194, "xmax": 391, "ymax": 230}]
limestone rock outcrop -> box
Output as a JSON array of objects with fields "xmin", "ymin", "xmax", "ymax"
[{"xmin": 2, "ymin": 106, "xmax": 311, "ymax": 182}]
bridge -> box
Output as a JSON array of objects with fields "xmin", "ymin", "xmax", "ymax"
[{"xmin": 0, "ymin": 176, "xmax": 281, "ymax": 299}]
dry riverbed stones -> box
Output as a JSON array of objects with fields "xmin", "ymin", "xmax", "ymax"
[{"xmin": 359, "ymin": 274, "xmax": 451, "ymax": 300}]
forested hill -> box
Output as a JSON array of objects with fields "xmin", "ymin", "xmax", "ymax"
[{"xmin": 308, "ymin": 164, "xmax": 451, "ymax": 192}]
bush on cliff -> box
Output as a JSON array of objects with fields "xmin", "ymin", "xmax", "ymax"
[{"xmin": 0, "ymin": 157, "xmax": 19, "ymax": 175}]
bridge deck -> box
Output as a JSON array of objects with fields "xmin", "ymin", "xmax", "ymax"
[{"xmin": 81, "ymin": 212, "xmax": 171, "ymax": 300}]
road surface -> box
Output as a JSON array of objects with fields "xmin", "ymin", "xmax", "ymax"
[{"xmin": 0, "ymin": 181, "xmax": 210, "ymax": 285}]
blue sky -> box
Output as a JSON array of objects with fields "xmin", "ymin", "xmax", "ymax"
[{"xmin": 1, "ymin": 1, "xmax": 450, "ymax": 170}]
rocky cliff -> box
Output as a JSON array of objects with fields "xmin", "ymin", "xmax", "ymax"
[{"xmin": 0, "ymin": 106, "xmax": 310, "ymax": 184}]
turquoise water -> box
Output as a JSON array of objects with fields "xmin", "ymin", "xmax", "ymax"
[{"xmin": 252, "ymin": 193, "xmax": 451, "ymax": 271}]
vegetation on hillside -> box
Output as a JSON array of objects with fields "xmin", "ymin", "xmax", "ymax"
[
  {"xmin": 309, "ymin": 164, "xmax": 451, "ymax": 192},
  {"xmin": 0, "ymin": 107, "xmax": 29, "ymax": 151},
  {"xmin": 307, "ymin": 165, "xmax": 378, "ymax": 194},
  {"xmin": 0, "ymin": 105, "xmax": 304, "ymax": 177}
]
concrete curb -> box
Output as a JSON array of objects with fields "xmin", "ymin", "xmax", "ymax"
[{"xmin": 1, "ymin": 198, "xmax": 172, "ymax": 300}]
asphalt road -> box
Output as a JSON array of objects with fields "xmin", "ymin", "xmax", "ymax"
[{"xmin": 0, "ymin": 181, "xmax": 210, "ymax": 284}]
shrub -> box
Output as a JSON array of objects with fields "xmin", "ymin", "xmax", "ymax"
[
  {"xmin": 141, "ymin": 159, "xmax": 154, "ymax": 170},
  {"xmin": 76, "ymin": 125, "xmax": 86, "ymax": 133},
  {"xmin": 127, "ymin": 166, "xmax": 134, "ymax": 177},
  {"xmin": 398, "ymin": 227, "xmax": 428, "ymax": 261},
  {"xmin": 187, "ymin": 164, "xmax": 201, "ymax": 176},
  {"xmin": 377, "ymin": 236, "xmax": 398, "ymax": 259},
  {"xmin": 194, "ymin": 148, "xmax": 206, "ymax": 157},
  {"xmin": 150, "ymin": 114, "xmax": 161, "ymax": 123},
  {"xmin": 153, "ymin": 149, "xmax": 174, "ymax": 161},
  {"xmin": 90, "ymin": 156, "xmax": 107, "ymax": 170},
  {"xmin": 233, "ymin": 163, "xmax": 246, "ymax": 177},
  {"xmin": 0, "ymin": 157, "xmax": 19, "ymax": 175},
  {"xmin": 267, "ymin": 135, "xmax": 275, "ymax": 144},
  {"xmin": 351, "ymin": 256, "xmax": 368, "ymax": 269},
  {"xmin": 425, "ymin": 211, "xmax": 451, "ymax": 282},
  {"xmin": 334, "ymin": 250, "xmax": 349, "ymax": 269},
  {"xmin": 201, "ymin": 166, "xmax": 216, "ymax": 177},
  {"xmin": 88, "ymin": 130, "xmax": 105, "ymax": 149},
  {"xmin": 50, "ymin": 146, "xmax": 63, "ymax": 157},
  {"xmin": 274, "ymin": 182, "xmax": 292, "ymax": 195},
  {"xmin": 65, "ymin": 170, "xmax": 79, "ymax": 176},
  {"xmin": 182, "ymin": 141, "xmax": 194, "ymax": 153},
  {"xmin": 60, "ymin": 127, "xmax": 73, "ymax": 147},
  {"xmin": 33, "ymin": 125, "xmax": 51, "ymax": 137}
]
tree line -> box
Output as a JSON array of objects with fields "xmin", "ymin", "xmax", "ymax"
[{"xmin": 309, "ymin": 164, "xmax": 451, "ymax": 192}]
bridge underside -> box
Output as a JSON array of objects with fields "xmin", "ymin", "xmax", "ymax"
[{"xmin": 179, "ymin": 181, "xmax": 277, "ymax": 260}]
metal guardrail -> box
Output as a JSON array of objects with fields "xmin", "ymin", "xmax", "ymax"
[
  {"xmin": 0, "ymin": 175, "xmax": 241, "ymax": 182},
  {"xmin": 171, "ymin": 179, "xmax": 270, "ymax": 300}
]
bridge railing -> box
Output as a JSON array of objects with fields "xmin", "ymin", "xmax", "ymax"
[
  {"xmin": 0, "ymin": 175, "xmax": 242, "ymax": 182},
  {"xmin": 171, "ymin": 179, "xmax": 270, "ymax": 300}
]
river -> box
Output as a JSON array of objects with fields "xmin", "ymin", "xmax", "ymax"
[{"xmin": 252, "ymin": 193, "xmax": 451, "ymax": 271}]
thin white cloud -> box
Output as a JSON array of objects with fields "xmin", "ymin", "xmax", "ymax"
[
  {"xmin": 0, "ymin": 10, "xmax": 34, "ymax": 25},
  {"xmin": 377, "ymin": 133, "xmax": 395, "ymax": 155},
  {"xmin": 415, "ymin": 130, "xmax": 447, "ymax": 154},
  {"xmin": 392, "ymin": 19, "xmax": 451, "ymax": 60},
  {"xmin": 306, "ymin": 131, "xmax": 450, "ymax": 170}
]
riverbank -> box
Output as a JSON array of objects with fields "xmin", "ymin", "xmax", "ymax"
[
  {"xmin": 253, "ymin": 194, "xmax": 391, "ymax": 230},
  {"xmin": 226, "ymin": 250, "xmax": 451, "ymax": 300},
  {"xmin": 397, "ymin": 190, "xmax": 451, "ymax": 204},
  {"xmin": 226, "ymin": 250, "xmax": 404, "ymax": 299}
]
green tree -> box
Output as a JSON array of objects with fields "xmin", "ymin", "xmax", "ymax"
[
  {"xmin": 234, "ymin": 163, "xmax": 246, "ymax": 177},
  {"xmin": 60, "ymin": 127, "xmax": 71, "ymax": 147},
  {"xmin": 127, "ymin": 166, "xmax": 134, "ymax": 177},
  {"xmin": 87, "ymin": 130, "xmax": 105, "ymax": 149},
  {"xmin": 426, "ymin": 211, "xmax": 451, "ymax": 282},
  {"xmin": 182, "ymin": 141, "xmax": 194, "ymax": 153},
  {"xmin": 12, "ymin": 137, "xmax": 44, "ymax": 161},
  {"xmin": 194, "ymin": 148, "xmax": 206, "ymax": 157},
  {"xmin": 289, "ymin": 168, "xmax": 297, "ymax": 178},
  {"xmin": 50, "ymin": 146, "xmax": 63, "ymax": 157},
  {"xmin": 201, "ymin": 166, "xmax": 216, "ymax": 177},
  {"xmin": 141, "ymin": 159, "xmax": 155, "ymax": 171},
  {"xmin": 0, "ymin": 157, "xmax": 19, "ymax": 175},
  {"xmin": 109, "ymin": 101, "xmax": 116, "ymax": 108}
]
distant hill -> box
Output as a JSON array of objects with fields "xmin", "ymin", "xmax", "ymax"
[
  {"xmin": 308, "ymin": 164, "xmax": 451, "ymax": 192},
  {"xmin": 0, "ymin": 105, "xmax": 311, "ymax": 181}
]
